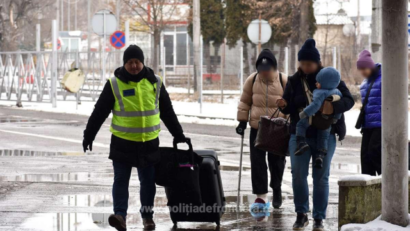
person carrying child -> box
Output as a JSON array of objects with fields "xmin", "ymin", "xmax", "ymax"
[{"xmin": 295, "ymin": 67, "xmax": 342, "ymax": 169}]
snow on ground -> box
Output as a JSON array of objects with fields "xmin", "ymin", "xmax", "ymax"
[
  {"xmin": 341, "ymin": 215, "xmax": 410, "ymax": 231},
  {"xmin": 167, "ymin": 86, "xmax": 240, "ymax": 95},
  {"xmin": 338, "ymin": 174, "xmax": 380, "ymax": 182}
]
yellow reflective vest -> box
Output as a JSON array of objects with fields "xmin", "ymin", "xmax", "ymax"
[{"xmin": 108, "ymin": 75, "xmax": 162, "ymax": 142}]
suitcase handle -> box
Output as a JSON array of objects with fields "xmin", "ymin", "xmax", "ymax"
[{"xmin": 173, "ymin": 137, "xmax": 195, "ymax": 165}]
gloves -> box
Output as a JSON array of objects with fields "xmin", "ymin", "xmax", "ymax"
[
  {"xmin": 173, "ymin": 134, "xmax": 187, "ymax": 144},
  {"xmin": 299, "ymin": 111, "xmax": 307, "ymax": 119},
  {"xmin": 82, "ymin": 139, "xmax": 93, "ymax": 153},
  {"xmin": 236, "ymin": 122, "xmax": 247, "ymax": 136}
]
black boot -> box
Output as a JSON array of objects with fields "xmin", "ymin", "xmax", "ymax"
[
  {"xmin": 272, "ymin": 188, "xmax": 282, "ymax": 209},
  {"xmin": 108, "ymin": 214, "xmax": 127, "ymax": 231},
  {"xmin": 314, "ymin": 150, "xmax": 327, "ymax": 169},
  {"xmin": 312, "ymin": 219, "xmax": 324, "ymax": 231},
  {"xmin": 295, "ymin": 136, "xmax": 309, "ymax": 156},
  {"xmin": 293, "ymin": 213, "xmax": 309, "ymax": 230}
]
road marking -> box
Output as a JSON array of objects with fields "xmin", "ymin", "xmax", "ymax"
[
  {"xmin": 0, "ymin": 129, "xmax": 109, "ymax": 148},
  {"xmin": 103, "ymin": 124, "xmax": 244, "ymax": 141}
]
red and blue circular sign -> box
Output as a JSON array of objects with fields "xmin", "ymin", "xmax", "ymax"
[
  {"xmin": 110, "ymin": 31, "xmax": 126, "ymax": 49},
  {"xmin": 57, "ymin": 39, "xmax": 62, "ymax": 50}
]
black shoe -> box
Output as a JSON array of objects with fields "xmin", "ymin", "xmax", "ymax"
[
  {"xmin": 295, "ymin": 136, "xmax": 309, "ymax": 156},
  {"xmin": 108, "ymin": 214, "xmax": 127, "ymax": 231},
  {"xmin": 293, "ymin": 213, "xmax": 309, "ymax": 230},
  {"xmin": 143, "ymin": 218, "xmax": 156, "ymax": 230},
  {"xmin": 272, "ymin": 188, "xmax": 282, "ymax": 209},
  {"xmin": 314, "ymin": 150, "xmax": 326, "ymax": 169},
  {"xmin": 312, "ymin": 219, "xmax": 324, "ymax": 231}
]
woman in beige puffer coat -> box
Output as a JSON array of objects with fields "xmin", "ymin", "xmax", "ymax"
[
  {"xmin": 237, "ymin": 69, "xmax": 288, "ymax": 128},
  {"xmin": 235, "ymin": 49, "xmax": 287, "ymax": 209}
]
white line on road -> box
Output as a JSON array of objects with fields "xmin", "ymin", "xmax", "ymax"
[
  {"xmin": 0, "ymin": 129, "xmax": 109, "ymax": 148},
  {"xmin": 103, "ymin": 124, "xmax": 245, "ymax": 141}
]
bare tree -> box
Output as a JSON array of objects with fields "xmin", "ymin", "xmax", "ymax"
[
  {"xmin": 122, "ymin": 0, "xmax": 179, "ymax": 73},
  {"xmin": 0, "ymin": 0, "xmax": 56, "ymax": 51}
]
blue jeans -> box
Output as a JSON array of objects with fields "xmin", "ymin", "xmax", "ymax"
[
  {"xmin": 289, "ymin": 134, "xmax": 336, "ymax": 219},
  {"xmin": 112, "ymin": 161, "xmax": 156, "ymax": 219},
  {"xmin": 296, "ymin": 117, "xmax": 331, "ymax": 151}
]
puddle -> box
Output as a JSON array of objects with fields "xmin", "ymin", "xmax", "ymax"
[
  {"xmin": 0, "ymin": 172, "xmax": 122, "ymax": 182},
  {"xmin": 17, "ymin": 210, "xmax": 338, "ymax": 231},
  {"xmin": 219, "ymin": 165, "xmax": 250, "ymax": 171},
  {"xmin": 0, "ymin": 149, "xmax": 107, "ymax": 156},
  {"xmin": 330, "ymin": 162, "xmax": 361, "ymax": 173},
  {"xmin": 0, "ymin": 116, "xmax": 41, "ymax": 123}
]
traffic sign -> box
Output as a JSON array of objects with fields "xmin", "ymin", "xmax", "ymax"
[
  {"xmin": 247, "ymin": 19, "xmax": 272, "ymax": 45},
  {"xmin": 57, "ymin": 38, "xmax": 62, "ymax": 50},
  {"xmin": 110, "ymin": 31, "xmax": 126, "ymax": 49},
  {"xmin": 92, "ymin": 10, "xmax": 117, "ymax": 36}
]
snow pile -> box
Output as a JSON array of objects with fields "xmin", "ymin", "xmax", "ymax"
[
  {"xmin": 341, "ymin": 215, "xmax": 410, "ymax": 231},
  {"xmin": 339, "ymin": 174, "xmax": 380, "ymax": 182}
]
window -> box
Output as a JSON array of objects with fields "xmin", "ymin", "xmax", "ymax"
[
  {"xmin": 164, "ymin": 35, "xmax": 174, "ymax": 66},
  {"xmin": 176, "ymin": 34, "xmax": 187, "ymax": 65}
]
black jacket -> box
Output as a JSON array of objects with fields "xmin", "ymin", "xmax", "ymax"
[
  {"xmin": 280, "ymin": 68, "xmax": 355, "ymax": 141},
  {"xmin": 83, "ymin": 66, "xmax": 184, "ymax": 167}
]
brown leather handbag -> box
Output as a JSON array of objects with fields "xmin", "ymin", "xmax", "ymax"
[{"xmin": 255, "ymin": 109, "xmax": 290, "ymax": 156}]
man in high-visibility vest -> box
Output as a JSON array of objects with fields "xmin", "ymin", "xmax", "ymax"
[{"xmin": 83, "ymin": 45, "xmax": 186, "ymax": 231}]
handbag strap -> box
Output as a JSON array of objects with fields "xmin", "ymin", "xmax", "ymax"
[
  {"xmin": 301, "ymin": 76, "xmax": 313, "ymax": 105},
  {"xmin": 301, "ymin": 76, "xmax": 313, "ymax": 124},
  {"xmin": 361, "ymin": 79, "xmax": 376, "ymax": 113},
  {"xmin": 279, "ymin": 72, "xmax": 284, "ymax": 89},
  {"xmin": 250, "ymin": 73, "xmax": 258, "ymax": 107}
]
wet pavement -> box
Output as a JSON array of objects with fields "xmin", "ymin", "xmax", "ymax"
[{"xmin": 0, "ymin": 106, "xmax": 362, "ymax": 230}]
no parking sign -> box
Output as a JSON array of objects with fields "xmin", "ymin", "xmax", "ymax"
[{"xmin": 110, "ymin": 31, "xmax": 126, "ymax": 49}]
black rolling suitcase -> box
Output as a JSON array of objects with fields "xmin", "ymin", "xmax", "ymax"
[{"xmin": 165, "ymin": 149, "xmax": 225, "ymax": 226}]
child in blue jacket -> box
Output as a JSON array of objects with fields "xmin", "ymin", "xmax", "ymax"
[{"xmin": 295, "ymin": 67, "xmax": 342, "ymax": 169}]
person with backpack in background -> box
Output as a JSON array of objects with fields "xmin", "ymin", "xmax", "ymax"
[
  {"xmin": 356, "ymin": 50, "xmax": 382, "ymax": 176},
  {"xmin": 236, "ymin": 49, "xmax": 288, "ymax": 211}
]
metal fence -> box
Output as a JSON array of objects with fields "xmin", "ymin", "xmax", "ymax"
[
  {"xmin": 0, "ymin": 50, "xmax": 124, "ymax": 105},
  {"xmin": 0, "ymin": 44, "xmax": 362, "ymax": 106}
]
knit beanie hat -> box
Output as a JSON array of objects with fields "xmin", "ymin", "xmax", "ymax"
[
  {"xmin": 357, "ymin": 50, "xmax": 375, "ymax": 69},
  {"xmin": 298, "ymin": 38, "xmax": 321, "ymax": 63},
  {"xmin": 316, "ymin": 67, "xmax": 341, "ymax": 90},
  {"xmin": 123, "ymin": 45, "xmax": 144, "ymax": 65},
  {"xmin": 256, "ymin": 49, "xmax": 278, "ymax": 72}
]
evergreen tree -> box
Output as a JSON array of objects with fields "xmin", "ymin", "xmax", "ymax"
[{"xmin": 189, "ymin": 0, "xmax": 225, "ymax": 74}]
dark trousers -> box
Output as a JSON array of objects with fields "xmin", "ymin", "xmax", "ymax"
[
  {"xmin": 250, "ymin": 128, "xmax": 286, "ymax": 194},
  {"xmin": 112, "ymin": 161, "xmax": 156, "ymax": 219},
  {"xmin": 361, "ymin": 128, "xmax": 382, "ymax": 176}
]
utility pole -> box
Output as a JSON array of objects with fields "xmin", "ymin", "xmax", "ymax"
[
  {"xmin": 220, "ymin": 38, "xmax": 225, "ymax": 103},
  {"xmin": 68, "ymin": 0, "xmax": 70, "ymax": 31},
  {"xmin": 356, "ymin": 0, "xmax": 361, "ymax": 47},
  {"xmin": 61, "ymin": 0, "xmax": 64, "ymax": 31},
  {"xmin": 193, "ymin": 0, "xmax": 201, "ymax": 93},
  {"xmin": 87, "ymin": 0, "xmax": 91, "ymax": 78},
  {"xmin": 52, "ymin": 20, "xmax": 58, "ymax": 108},
  {"xmin": 75, "ymin": 0, "xmax": 77, "ymax": 30},
  {"xmin": 381, "ymin": 0, "xmax": 409, "ymax": 227},
  {"xmin": 257, "ymin": 12, "xmax": 262, "ymax": 55},
  {"xmin": 371, "ymin": 0, "xmax": 382, "ymax": 63}
]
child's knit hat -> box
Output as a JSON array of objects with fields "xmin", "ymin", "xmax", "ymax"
[{"xmin": 316, "ymin": 67, "xmax": 341, "ymax": 90}]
